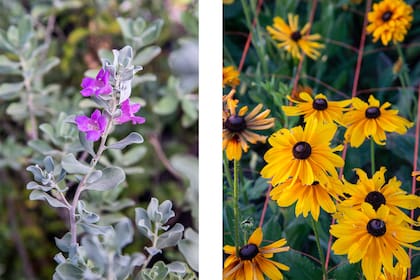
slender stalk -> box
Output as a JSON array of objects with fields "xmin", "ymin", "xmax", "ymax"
[
  {"xmin": 69, "ymin": 92, "xmax": 118, "ymax": 251},
  {"xmin": 311, "ymin": 217, "xmax": 327, "ymax": 280},
  {"xmin": 223, "ymin": 153, "xmax": 234, "ymax": 189},
  {"xmin": 258, "ymin": 184, "xmax": 272, "ymax": 228},
  {"xmin": 370, "ymin": 138, "xmax": 375, "ymax": 176},
  {"xmin": 395, "ymin": 43, "xmax": 411, "ymax": 89},
  {"xmin": 141, "ymin": 221, "xmax": 161, "ymax": 270},
  {"xmin": 233, "ymin": 159, "xmax": 240, "ymax": 256}
]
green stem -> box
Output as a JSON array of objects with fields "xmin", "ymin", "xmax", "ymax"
[
  {"xmin": 223, "ymin": 153, "xmax": 234, "ymax": 189},
  {"xmin": 311, "ymin": 217, "xmax": 327, "ymax": 279},
  {"xmin": 370, "ymin": 138, "xmax": 375, "ymax": 176},
  {"xmin": 233, "ymin": 159, "xmax": 240, "ymax": 257},
  {"xmin": 395, "ymin": 43, "xmax": 411, "ymax": 88}
]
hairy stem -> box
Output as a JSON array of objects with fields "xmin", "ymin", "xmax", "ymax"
[
  {"xmin": 311, "ymin": 217, "xmax": 326, "ymax": 280},
  {"xmin": 233, "ymin": 159, "xmax": 240, "ymax": 256}
]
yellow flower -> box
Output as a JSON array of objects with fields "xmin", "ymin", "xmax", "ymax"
[
  {"xmin": 266, "ymin": 14, "xmax": 324, "ymax": 60},
  {"xmin": 412, "ymin": 170, "xmax": 420, "ymax": 181},
  {"xmin": 377, "ymin": 262, "xmax": 420, "ymax": 280},
  {"xmin": 261, "ymin": 123, "xmax": 344, "ymax": 186},
  {"xmin": 223, "ymin": 227, "xmax": 290, "ymax": 280},
  {"xmin": 330, "ymin": 203, "xmax": 420, "ymax": 280},
  {"xmin": 270, "ymin": 176, "xmax": 343, "ymax": 221},
  {"xmin": 366, "ymin": 0, "xmax": 413, "ymax": 46},
  {"xmin": 223, "ymin": 0, "xmax": 235, "ymax": 4},
  {"xmin": 343, "ymin": 95, "xmax": 413, "ymax": 148},
  {"xmin": 223, "ymin": 66, "xmax": 240, "ymax": 88},
  {"xmin": 223, "ymin": 94, "xmax": 275, "ymax": 161},
  {"xmin": 282, "ymin": 92, "xmax": 352, "ymax": 126},
  {"xmin": 339, "ymin": 167, "xmax": 420, "ymax": 225}
]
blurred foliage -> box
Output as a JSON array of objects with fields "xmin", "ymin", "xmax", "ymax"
[
  {"xmin": 223, "ymin": 0, "xmax": 420, "ymax": 279},
  {"xmin": 0, "ymin": 0, "xmax": 198, "ymax": 279}
]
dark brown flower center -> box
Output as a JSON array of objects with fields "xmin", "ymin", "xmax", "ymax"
[
  {"xmin": 365, "ymin": 191, "xmax": 386, "ymax": 211},
  {"xmin": 291, "ymin": 31, "xmax": 302, "ymax": 42},
  {"xmin": 224, "ymin": 116, "xmax": 246, "ymax": 133},
  {"xmin": 312, "ymin": 181, "xmax": 320, "ymax": 186},
  {"xmin": 293, "ymin": 141, "xmax": 312, "ymax": 159},
  {"xmin": 239, "ymin": 243, "xmax": 259, "ymax": 260},
  {"xmin": 382, "ymin": 11, "xmax": 393, "ymax": 22},
  {"xmin": 365, "ymin": 107, "xmax": 381, "ymax": 119},
  {"xmin": 312, "ymin": 98, "xmax": 328, "ymax": 111},
  {"xmin": 367, "ymin": 218, "xmax": 386, "ymax": 237}
]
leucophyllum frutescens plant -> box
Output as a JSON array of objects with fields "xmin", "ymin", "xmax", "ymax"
[{"xmin": 26, "ymin": 46, "xmax": 197, "ymax": 280}]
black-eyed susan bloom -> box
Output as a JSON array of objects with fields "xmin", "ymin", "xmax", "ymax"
[
  {"xmin": 330, "ymin": 203, "xmax": 420, "ymax": 280},
  {"xmin": 223, "ymin": 94, "xmax": 275, "ymax": 161},
  {"xmin": 366, "ymin": 0, "xmax": 413, "ymax": 46},
  {"xmin": 282, "ymin": 92, "xmax": 351, "ymax": 125},
  {"xmin": 223, "ymin": 227, "xmax": 290, "ymax": 280},
  {"xmin": 261, "ymin": 123, "xmax": 344, "ymax": 186},
  {"xmin": 339, "ymin": 167, "xmax": 420, "ymax": 225},
  {"xmin": 343, "ymin": 95, "xmax": 413, "ymax": 148},
  {"xmin": 266, "ymin": 14, "xmax": 324, "ymax": 60},
  {"xmin": 223, "ymin": 65, "xmax": 240, "ymax": 88},
  {"xmin": 378, "ymin": 262, "xmax": 420, "ymax": 280},
  {"xmin": 270, "ymin": 176, "xmax": 343, "ymax": 221}
]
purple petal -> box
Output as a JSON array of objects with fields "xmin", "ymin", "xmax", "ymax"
[
  {"xmin": 97, "ymin": 115, "xmax": 108, "ymax": 132},
  {"xmin": 80, "ymin": 88, "xmax": 94, "ymax": 97},
  {"xmin": 97, "ymin": 84, "xmax": 113, "ymax": 95},
  {"xmin": 97, "ymin": 69, "xmax": 109, "ymax": 84},
  {"xmin": 86, "ymin": 130, "xmax": 101, "ymax": 141},
  {"xmin": 75, "ymin": 115, "xmax": 90, "ymax": 131},
  {"xmin": 90, "ymin": 109, "xmax": 102, "ymax": 120},
  {"xmin": 81, "ymin": 77, "xmax": 95, "ymax": 88},
  {"xmin": 131, "ymin": 116, "xmax": 146, "ymax": 124},
  {"xmin": 130, "ymin": 103, "xmax": 141, "ymax": 113},
  {"xmin": 115, "ymin": 115, "xmax": 130, "ymax": 124}
]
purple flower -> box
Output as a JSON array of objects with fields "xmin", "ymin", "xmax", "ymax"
[
  {"xmin": 115, "ymin": 99, "xmax": 146, "ymax": 125},
  {"xmin": 75, "ymin": 109, "xmax": 107, "ymax": 141},
  {"xmin": 80, "ymin": 69, "xmax": 113, "ymax": 97}
]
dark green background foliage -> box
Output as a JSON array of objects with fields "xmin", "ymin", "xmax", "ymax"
[
  {"xmin": 224, "ymin": 0, "xmax": 420, "ymax": 279},
  {"xmin": 0, "ymin": 0, "xmax": 197, "ymax": 279}
]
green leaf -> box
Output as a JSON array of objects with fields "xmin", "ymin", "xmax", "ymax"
[
  {"xmin": 29, "ymin": 190, "xmax": 69, "ymax": 208},
  {"xmin": 133, "ymin": 46, "xmax": 161, "ymax": 65},
  {"xmin": 106, "ymin": 132, "xmax": 144, "ymax": 150},
  {"xmin": 0, "ymin": 82, "xmax": 23, "ymax": 100},
  {"xmin": 85, "ymin": 167, "xmax": 125, "ymax": 191},
  {"xmin": 153, "ymin": 94, "xmax": 179, "ymax": 115},
  {"xmin": 7, "ymin": 26, "xmax": 19, "ymax": 48},
  {"xmin": 17, "ymin": 16, "xmax": 32, "ymax": 47},
  {"xmin": 54, "ymin": 263, "xmax": 84, "ymax": 280},
  {"xmin": 61, "ymin": 153, "xmax": 91, "ymax": 174},
  {"xmin": 6, "ymin": 102, "xmax": 28, "ymax": 120},
  {"xmin": 330, "ymin": 262, "xmax": 362, "ymax": 280},
  {"xmin": 114, "ymin": 218, "xmax": 134, "ymax": 250},
  {"xmin": 156, "ymin": 223, "xmax": 184, "ymax": 249},
  {"xmin": 178, "ymin": 228, "xmax": 198, "ymax": 272},
  {"xmin": 121, "ymin": 146, "xmax": 147, "ymax": 166},
  {"xmin": 181, "ymin": 98, "xmax": 198, "ymax": 120},
  {"xmin": 0, "ymin": 55, "xmax": 20, "ymax": 74},
  {"xmin": 277, "ymin": 250, "xmax": 322, "ymax": 280},
  {"xmin": 55, "ymin": 232, "xmax": 72, "ymax": 253},
  {"xmin": 77, "ymin": 201, "xmax": 100, "ymax": 224},
  {"xmin": 37, "ymin": 57, "xmax": 60, "ymax": 76},
  {"xmin": 135, "ymin": 207, "xmax": 153, "ymax": 241},
  {"xmin": 0, "ymin": 30, "xmax": 14, "ymax": 51},
  {"xmin": 135, "ymin": 19, "xmax": 164, "ymax": 48}
]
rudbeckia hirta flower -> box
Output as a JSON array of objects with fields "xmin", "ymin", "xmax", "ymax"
[
  {"xmin": 330, "ymin": 203, "xmax": 420, "ymax": 280},
  {"xmin": 266, "ymin": 14, "xmax": 324, "ymax": 60},
  {"xmin": 223, "ymin": 94, "xmax": 275, "ymax": 161},
  {"xmin": 270, "ymin": 176, "xmax": 343, "ymax": 221},
  {"xmin": 377, "ymin": 262, "xmax": 420, "ymax": 280},
  {"xmin": 223, "ymin": 66, "xmax": 240, "ymax": 88},
  {"xmin": 366, "ymin": 0, "xmax": 413, "ymax": 46},
  {"xmin": 261, "ymin": 123, "xmax": 344, "ymax": 186},
  {"xmin": 223, "ymin": 227, "xmax": 290, "ymax": 280},
  {"xmin": 282, "ymin": 92, "xmax": 351, "ymax": 125},
  {"xmin": 339, "ymin": 167, "xmax": 420, "ymax": 225},
  {"xmin": 343, "ymin": 95, "xmax": 413, "ymax": 148}
]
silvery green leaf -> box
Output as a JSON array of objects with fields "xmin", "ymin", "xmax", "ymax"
[
  {"xmin": 80, "ymin": 222, "xmax": 113, "ymax": 235},
  {"xmin": 6, "ymin": 102, "xmax": 28, "ymax": 120},
  {"xmin": 44, "ymin": 156, "xmax": 55, "ymax": 173},
  {"xmin": 26, "ymin": 165, "xmax": 44, "ymax": 182},
  {"xmin": 38, "ymin": 57, "xmax": 60, "ymax": 76},
  {"xmin": 90, "ymin": 95, "xmax": 111, "ymax": 111},
  {"xmin": 78, "ymin": 201, "xmax": 100, "ymax": 224},
  {"xmin": 106, "ymin": 132, "xmax": 144, "ymax": 150},
  {"xmin": 121, "ymin": 146, "xmax": 147, "ymax": 166},
  {"xmin": 7, "ymin": 26, "xmax": 19, "ymax": 47},
  {"xmin": 61, "ymin": 154, "xmax": 91, "ymax": 174},
  {"xmin": 135, "ymin": 208, "xmax": 153, "ymax": 240},
  {"xmin": 40, "ymin": 123, "xmax": 59, "ymax": 145},
  {"xmin": 168, "ymin": 40, "xmax": 198, "ymax": 92},
  {"xmin": 153, "ymin": 94, "xmax": 179, "ymax": 115},
  {"xmin": 131, "ymin": 17, "xmax": 146, "ymax": 36},
  {"xmin": 118, "ymin": 46, "xmax": 133, "ymax": 67},
  {"xmin": 118, "ymin": 79, "xmax": 132, "ymax": 103},
  {"xmin": 57, "ymin": 168, "xmax": 66, "ymax": 183},
  {"xmin": 156, "ymin": 223, "xmax": 184, "ymax": 249},
  {"xmin": 135, "ymin": 19, "xmax": 163, "ymax": 48},
  {"xmin": 134, "ymin": 46, "xmax": 161, "ymax": 65},
  {"xmin": 86, "ymin": 170, "xmax": 102, "ymax": 184},
  {"xmin": 130, "ymin": 253, "xmax": 146, "ymax": 269},
  {"xmin": 178, "ymin": 228, "xmax": 198, "ymax": 271},
  {"xmin": 115, "ymin": 218, "xmax": 134, "ymax": 250},
  {"xmin": 0, "ymin": 30, "xmax": 14, "ymax": 51},
  {"xmin": 0, "ymin": 55, "xmax": 20, "ymax": 74},
  {"xmin": 79, "ymin": 131, "xmax": 95, "ymax": 157},
  {"xmin": 81, "ymin": 235, "xmax": 106, "ymax": 273},
  {"xmin": 55, "ymin": 232, "xmax": 72, "ymax": 253},
  {"xmin": 0, "ymin": 82, "xmax": 23, "ymax": 100},
  {"xmin": 181, "ymin": 113, "xmax": 196, "ymax": 128},
  {"xmin": 181, "ymin": 98, "xmax": 198, "ymax": 120},
  {"xmin": 53, "ymin": 252, "xmax": 66, "ymax": 264},
  {"xmin": 147, "ymin": 198, "xmax": 174, "ymax": 225},
  {"xmin": 85, "ymin": 167, "xmax": 125, "ymax": 191},
  {"xmin": 27, "ymin": 181, "xmax": 54, "ymax": 192},
  {"xmin": 82, "ymin": 269, "xmax": 103, "ymax": 280},
  {"xmin": 17, "ymin": 16, "xmax": 32, "ymax": 47},
  {"xmin": 29, "ymin": 190, "xmax": 69, "ymax": 208},
  {"xmin": 132, "ymin": 73, "xmax": 157, "ymax": 87},
  {"xmin": 167, "ymin": 262, "xmax": 186, "ymax": 274},
  {"xmin": 145, "ymin": 246, "xmax": 161, "ymax": 257},
  {"xmin": 53, "ymin": 263, "xmax": 84, "ymax": 280}
]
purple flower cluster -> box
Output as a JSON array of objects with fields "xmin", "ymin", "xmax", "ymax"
[{"xmin": 75, "ymin": 68, "xmax": 146, "ymax": 141}]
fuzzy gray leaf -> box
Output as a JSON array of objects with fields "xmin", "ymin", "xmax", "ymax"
[{"xmin": 85, "ymin": 167, "xmax": 125, "ymax": 191}]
